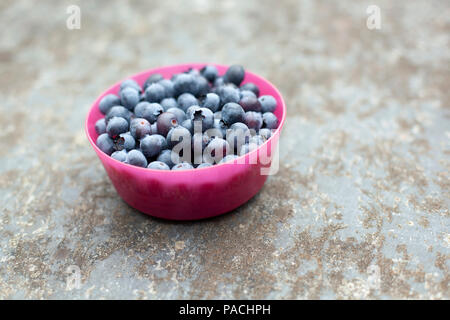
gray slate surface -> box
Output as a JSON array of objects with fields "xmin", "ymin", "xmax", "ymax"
[{"xmin": 0, "ymin": 0, "xmax": 448, "ymax": 299}]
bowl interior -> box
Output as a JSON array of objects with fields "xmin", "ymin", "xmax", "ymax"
[{"xmin": 86, "ymin": 63, "xmax": 286, "ymax": 174}]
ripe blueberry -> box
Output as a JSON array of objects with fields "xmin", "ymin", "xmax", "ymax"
[
  {"xmin": 126, "ymin": 149, "xmax": 147, "ymax": 167},
  {"xmin": 259, "ymin": 95, "xmax": 277, "ymax": 113},
  {"xmin": 95, "ymin": 118, "xmax": 106, "ymax": 135},
  {"xmin": 158, "ymin": 79, "xmax": 175, "ymax": 98},
  {"xmin": 190, "ymin": 107, "xmax": 214, "ymax": 132},
  {"xmin": 200, "ymin": 65, "xmax": 218, "ymax": 83},
  {"xmin": 258, "ymin": 128, "xmax": 272, "ymax": 141},
  {"xmin": 224, "ymin": 65, "xmax": 245, "ymax": 86},
  {"xmin": 160, "ymin": 97, "xmax": 178, "ymax": 111},
  {"xmin": 166, "ymin": 107, "xmax": 187, "ymax": 124},
  {"xmin": 262, "ymin": 112, "xmax": 278, "ymax": 129},
  {"xmin": 244, "ymin": 111, "xmax": 263, "ymax": 130},
  {"xmin": 106, "ymin": 116, "xmax": 129, "ymax": 138},
  {"xmin": 147, "ymin": 161, "xmax": 170, "ymax": 170},
  {"xmin": 143, "ymin": 73, "xmax": 164, "ymax": 91},
  {"xmin": 239, "ymin": 95, "xmax": 262, "ymax": 112},
  {"xmin": 177, "ymin": 93, "xmax": 198, "ymax": 112},
  {"xmin": 172, "ymin": 162, "xmax": 194, "ymax": 171},
  {"xmin": 130, "ymin": 118, "xmax": 152, "ymax": 139},
  {"xmin": 156, "ymin": 112, "xmax": 178, "ymax": 137},
  {"xmin": 173, "ymin": 73, "xmax": 197, "ymax": 96},
  {"xmin": 120, "ymin": 87, "xmax": 140, "ymax": 110},
  {"xmin": 96, "ymin": 133, "xmax": 115, "ymax": 155},
  {"xmin": 181, "ymin": 119, "xmax": 194, "ymax": 135},
  {"xmin": 200, "ymin": 93, "xmax": 220, "ymax": 112},
  {"xmin": 120, "ymin": 79, "xmax": 141, "ymax": 93},
  {"xmin": 115, "ymin": 132, "xmax": 136, "ymax": 151},
  {"xmin": 99, "ymin": 94, "xmax": 120, "ymax": 114},
  {"xmin": 145, "ymin": 83, "xmax": 166, "ymax": 103},
  {"xmin": 142, "ymin": 103, "xmax": 164, "ymax": 124},
  {"xmin": 218, "ymin": 85, "xmax": 240, "ymax": 106},
  {"xmin": 157, "ymin": 149, "xmax": 178, "ymax": 168},
  {"xmin": 140, "ymin": 134, "xmax": 164, "ymax": 158},
  {"xmin": 240, "ymin": 82, "xmax": 259, "ymax": 97},
  {"xmin": 221, "ymin": 102, "xmax": 245, "ymax": 125},
  {"xmin": 111, "ymin": 150, "xmax": 127, "ymax": 162}
]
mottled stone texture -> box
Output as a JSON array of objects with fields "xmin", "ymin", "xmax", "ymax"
[{"xmin": 0, "ymin": 0, "xmax": 449, "ymax": 299}]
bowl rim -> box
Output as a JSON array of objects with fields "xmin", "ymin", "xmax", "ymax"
[{"xmin": 85, "ymin": 63, "xmax": 286, "ymax": 173}]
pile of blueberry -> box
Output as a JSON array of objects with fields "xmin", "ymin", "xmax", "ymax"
[{"xmin": 95, "ymin": 65, "xmax": 279, "ymax": 170}]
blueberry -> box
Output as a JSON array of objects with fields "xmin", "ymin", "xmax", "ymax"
[
  {"xmin": 192, "ymin": 132, "xmax": 211, "ymax": 165},
  {"xmin": 106, "ymin": 116, "xmax": 129, "ymax": 138},
  {"xmin": 99, "ymin": 94, "xmax": 120, "ymax": 114},
  {"xmin": 166, "ymin": 107, "xmax": 187, "ymax": 124},
  {"xmin": 166, "ymin": 126, "xmax": 191, "ymax": 149},
  {"xmin": 134, "ymin": 101, "xmax": 151, "ymax": 118},
  {"xmin": 105, "ymin": 106, "xmax": 132, "ymax": 123},
  {"xmin": 96, "ymin": 133, "xmax": 115, "ymax": 155},
  {"xmin": 262, "ymin": 112, "xmax": 278, "ymax": 129},
  {"xmin": 219, "ymin": 154, "xmax": 239, "ymax": 164},
  {"xmin": 200, "ymin": 65, "xmax": 218, "ymax": 83},
  {"xmin": 224, "ymin": 65, "xmax": 245, "ymax": 86},
  {"xmin": 244, "ymin": 111, "xmax": 263, "ymax": 130},
  {"xmin": 120, "ymin": 79, "xmax": 141, "ymax": 93},
  {"xmin": 201, "ymin": 93, "xmax": 220, "ymax": 112},
  {"xmin": 140, "ymin": 134, "xmax": 164, "ymax": 158},
  {"xmin": 145, "ymin": 83, "xmax": 166, "ymax": 103},
  {"xmin": 258, "ymin": 128, "xmax": 272, "ymax": 141},
  {"xmin": 239, "ymin": 95, "xmax": 262, "ymax": 112},
  {"xmin": 177, "ymin": 93, "xmax": 198, "ymax": 112},
  {"xmin": 95, "ymin": 118, "xmax": 106, "ymax": 135},
  {"xmin": 190, "ymin": 107, "xmax": 214, "ymax": 132},
  {"xmin": 203, "ymin": 138, "xmax": 230, "ymax": 164},
  {"xmin": 195, "ymin": 75, "xmax": 210, "ymax": 96},
  {"xmin": 249, "ymin": 135, "xmax": 265, "ymax": 146},
  {"xmin": 226, "ymin": 122, "xmax": 251, "ymax": 153},
  {"xmin": 115, "ymin": 132, "xmax": 136, "ymax": 151},
  {"xmin": 147, "ymin": 161, "xmax": 170, "ymax": 170},
  {"xmin": 160, "ymin": 97, "xmax": 178, "ymax": 111},
  {"xmin": 197, "ymin": 163, "xmax": 212, "ymax": 169},
  {"xmin": 214, "ymin": 111, "xmax": 222, "ymax": 120},
  {"xmin": 221, "ymin": 102, "xmax": 245, "ymax": 125},
  {"xmin": 173, "ymin": 73, "xmax": 197, "ymax": 96},
  {"xmin": 209, "ymin": 118, "xmax": 227, "ymax": 138},
  {"xmin": 156, "ymin": 112, "xmax": 178, "ymax": 137},
  {"xmin": 181, "ymin": 119, "xmax": 194, "ymax": 135},
  {"xmin": 213, "ymin": 76, "xmax": 225, "ymax": 88},
  {"xmin": 186, "ymin": 105, "xmax": 201, "ymax": 119},
  {"xmin": 120, "ymin": 87, "xmax": 140, "ymax": 110},
  {"xmin": 172, "ymin": 162, "xmax": 194, "ymax": 171},
  {"xmin": 218, "ymin": 85, "xmax": 240, "ymax": 106},
  {"xmin": 130, "ymin": 118, "xmax": 152, "ymax": 139},
  {"xmin": 126, "ymin": 149, "xmax": 147, "ymax": 167},
  {"xmin": 142, "ymin": 103, "xmax": 164, "ymax": 124},
  {"xmin": 239, "ymin": 142, "xmax": 258, "ymax": 156},
  {"xmin": 259, "ymin": 95, "xmax": 277, "ymax": 113},
  {"xmin": 239, "ymin": 90, "xmax": 257, "ymax": 100},
  {"xmin": 111, "ymin": 150, "xmax": 127, "ymax": 162},
  {"xmin": 158, "ymin": 79, "xmax": 175, "ymax": 98},
  {"xmin": 240, "ymin": 82, "xmax": 259, "ymax": 97},
  {"xmin": 157, "ymin": 149, "xmax": 178, "ymax": 168},
  {"xmin": 143, "ymin": 73, "xmax": 164, "ymax": 91}
]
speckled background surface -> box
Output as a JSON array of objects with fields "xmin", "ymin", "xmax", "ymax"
[{"xmin": 0, "ymin": 0, "xmax": 449, "ymax": 299}]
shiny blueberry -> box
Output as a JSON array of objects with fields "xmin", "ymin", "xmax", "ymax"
[
  {"xmin": 99, "ymin": 94, "xmax": 120, "ymax": 115},
  {"xmin": 105, "ymin": 106, "xmax": 132, "ymax": 123},
  {"xmin": 239, "ymin": 90, "xmax": 257, "ymax": 100},
  {"xmin": 173, "ymin": 73, "xmax": 197, "ymax": 96},
  {"xmin": 120, "ymin": 79, "xmax": 141, "ymax": 93},
  {"xmin": 218, "ymin": 85, "xmax": 240, "ymax": 106},
  {"xmin": 134, "ymin": 101, "xmax": 150, "ymax": 118},
  {"xmin": 239, "ymin": 95, "xmax": 262, "ymax": 112}
]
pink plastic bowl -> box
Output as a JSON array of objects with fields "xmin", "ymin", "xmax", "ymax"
[{"xmin": 85, "ymin": 63, "xmax": 286, "ymax": 220}]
